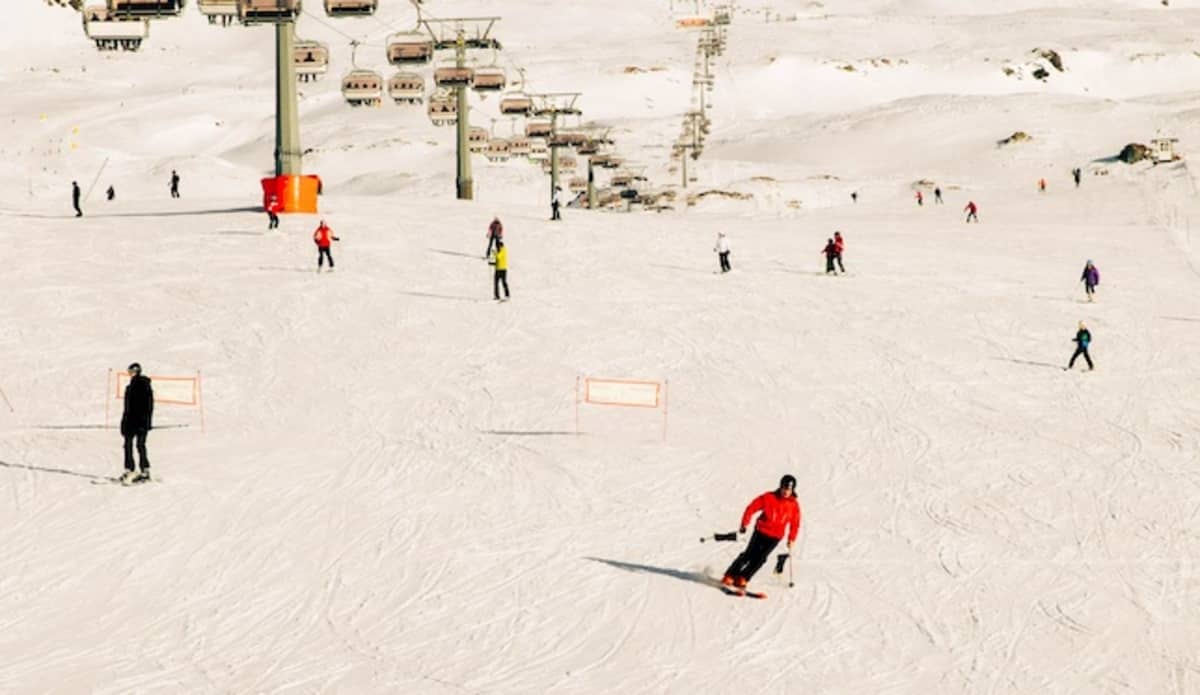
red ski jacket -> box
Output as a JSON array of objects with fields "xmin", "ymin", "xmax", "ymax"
[
  {"xmin": 488, "ymin": 219, "xmax": 503, "ymax": 239},
  {"xmin": 741, "ymin": 491, "xmax": 801, "ymax": 543},
  {"xmin": 313, "ymin": 224, "xmax": 336, "ymax": 248}
]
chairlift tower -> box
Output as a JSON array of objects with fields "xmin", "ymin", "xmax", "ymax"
[
  {"xmin": 421, "ymin": 17, "xmax": 501, "ymax": 201},
  {"xmin": 530, "ymin": 92, "xmax": 582, "ymax": 201}
]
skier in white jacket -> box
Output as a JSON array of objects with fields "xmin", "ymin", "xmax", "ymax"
[{"xmin": 714, "ymin": 232, "xmax": 731, "ymax": 273}]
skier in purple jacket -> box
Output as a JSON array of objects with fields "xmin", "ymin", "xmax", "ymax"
[{"xmin": 1081, "ymin": 260, "xmax": 1100, "ymax": 302}]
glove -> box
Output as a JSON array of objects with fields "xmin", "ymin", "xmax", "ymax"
[
  {"xmin": 739, "ymin": 526, "xmax": 747, "ymax": 534},
  {"xmin": 787, "ymin": 541, "xmax": 794, "ymax": 551}
]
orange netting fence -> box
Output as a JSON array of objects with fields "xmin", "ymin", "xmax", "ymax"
[
  {"xmin": 105, "ymin": 369, "xmax": 205, "ymax": 433},
  {"xmin": 575, "ymin": 376, "xmax": 668, "ymax": 441}
]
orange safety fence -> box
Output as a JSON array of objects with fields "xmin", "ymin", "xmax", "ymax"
[
  {"xmin": 105, "ymin": 369, "xmax": 205, "ymax": 433},
  {"xmin": 576, "ymin": 376, "xmax": 668, "ymax": 441}
]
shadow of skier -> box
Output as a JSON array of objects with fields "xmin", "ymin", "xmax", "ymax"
[{"xmin": 585, "ymin": 557, "xmax": 719, "ymax": 588}]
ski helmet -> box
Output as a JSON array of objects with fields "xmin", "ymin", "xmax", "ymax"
[
  {"xmin": 779, "ymin": 474, "xmax": 797, "ymax": 491},
  {"xmin": 127, "ymin": 362, "xmax": 141, "ymax": 374}
]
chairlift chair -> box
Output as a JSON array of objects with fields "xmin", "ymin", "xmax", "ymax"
[
  {"xmin": 527, "ymin": 137, "xmax": 549, "ymax": 160},
  {"xmin": 107, "ymin": 0, "xmax": 183, "ymax": 18},
  {"xmin": 427, "ymin": 91, "xmax": 457, "ymax": 126},
  {"xmin": 472, "ymin": 66, "xmax": 506, "ymax": 93},
  {"xmin": 558, "ymin": 156, "xmax": 578, "ymax": 172},
  {"xmin": 197, "ymin": 0, "xmax": 236, "ymax": 24},
  {"xmin": 568, "ymin": 176, "xmax": 587, "ymax": 192},
  {"xmin": 293, "ymin": 40, "xmax": 329, "ymax": 82},
  {"xmin": 238, "ymin": 0, "xmax": 300, "ymax": 24},
  {"xmin": 468, "ymin": 127, "xmax": 489, "ymax": 154},
  {"xmin": 83, "ymin": 6, "xmax": 149, "ymax": 51},
  {"xmin": 549, "ymin": 131, "xmax": 587, "ymax": 149},
  {"xmin": 341, "ymin": 69, "xmax": 384, "ymax": 107},
  {"xmin": 485, "ymin": 138, "xmax": 511, "ymax": 162},
  {"xmin": 324, "ymin": 0, "xmax": 375, "ymax": 16},
  {"xmin": 499, "ymin": 92, "xmax": 533, "ymax": 116},
  {"xmin": 388, "ymin": 72, "xmax": 424, "ymax": 105},
  {"xmin": 434, "ymin": 61, "xmax": 474, "ymax": 88},
  {"xmin": 508, "ymin": 137, "xmax": 531, "ymax": 156},
  {"xmin": 386, "ymin": 32, "xmax": 433, "ymax": 65},
  {"xmin": 525, "ymin": 119, "xmax": 552, "ymax": 138}
]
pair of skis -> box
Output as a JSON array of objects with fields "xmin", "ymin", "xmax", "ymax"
[{"xmin": 702, "ymin": 530, "xmax": 794, "ymax": 599}]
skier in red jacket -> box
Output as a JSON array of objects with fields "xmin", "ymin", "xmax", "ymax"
[
  {"xmin": 964, "ymin": 200, "xmax": 979, "ymax": 223},
  {"xmin": 722, "ymin": 475, "xmax": 802, "ymax": 588},
  {"xmin": 313, "ymin": 220, "xmax": 339, "ymax": 272}
]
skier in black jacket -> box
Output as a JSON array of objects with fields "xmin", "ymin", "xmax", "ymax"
[
  {"xmin": 1065, "ymin": 321, "xmax": 1094, "ymax": 371},
  {"xmin": 120, "ymin": 363, "xmax": 154, "ymax": 483}
]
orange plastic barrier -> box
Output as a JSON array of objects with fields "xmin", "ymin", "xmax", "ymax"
[
  {"xmin": 262, "ymin": 174, "xmax": 321, "ymax": 214},
  {"xmin": 576, "ymin": 376, "xmax": 668, "ymax": 441}
]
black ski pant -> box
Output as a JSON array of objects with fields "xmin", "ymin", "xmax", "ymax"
[
  {"xmin": 267, "ymin": 211, "xmax": 279, "ymax": 229},
  {"xmin": 486, "ymin": 236, "xmax": 500, "ymax": 256},
  {"xmin": 834, "ymin": 252, "xmax": 845, "ymax": 273},
  {"xmin": 1084, "ymin": 282, "xmax": 1096, "ymax": 298},
  {"xmin": 825, "ymin": 255, "xmax": 836, "ymax": 274},
  {"xmin": 73, "ymin": 200, "xmax": 82, "ymax": 217},
  {"xmin": 551, "ymin": 202, "xmax": 561, "ymax": 220},
  {"xmin": 123, "ymin": 429, "xmax": 149, "ymax": 472},
  {"xmin": 719, "ymin": 251, "xmax": 731, "ymax": 272},
  {"xmin": 171, "ymin": 186, "xmax": 180, "ymax": 199},
  {"xmin": 318, "ymin": 247, "xmax": 334, "ymax": 268},
  {"xmin": 966, "ymin": 212, "xmax": 978, "ymax": 223},
  {"xmin": 494, "ymin": 270, "xmax": 509, "ymax": 299},
  {"xmin": 725, "ymin": 530, "xmax": 780, "ymax": 582},
  {"xmin": 1069, "ymin": 346, "xmax": 1093, "ymax": 370}
]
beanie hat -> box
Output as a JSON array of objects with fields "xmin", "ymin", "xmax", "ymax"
[{"xmin": 780, "ymin": 474, "xmax": 796, "ymax": 490}]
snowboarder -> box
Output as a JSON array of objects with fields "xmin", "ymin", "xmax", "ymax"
[
  {"xmin": 915, "ymin": 190, "xmax": 924, "ymax": 207},
  {"xmin": 934, "ymin": 187, "xmax": 943, "ymax": 204},
  {"xmin": 822, "ymin": 237, "xmax": 839, "ymax": 275},
  {"xmin": 851, "ymin": 191, "xmax": 858, "ymax": 204},
  {"xmin": 106, "ymin": 185, "xmax": 115, "ymax": 201},
  {"xmin": 964, "ymin": 200, "xmax": 979, "ymax": 223},
  {"xmin": 551, "ymin": 186, "xmax": 562, "ymax": 221},
  {"xmin": 833, "ymin": 231, "xmax": 846, "ymax": 273},
  {"xmin": 313, "ymin": 220, "xmax": 339, "ymax": 272},
  {"xmin": 1080, "ymin": 259, "xmax": 1100, "ymax": 302},
  {"xmin": 722, "ymin": 475, "xmax": 802, "ymax": 589},
  {"xmin": 1072, "ymin": 167, "xmax": 1082, "ymax": 188},
  {"xmin": 1066, "ymin": 321, "xmax": 1094, "ymax": 371},
  {"xmin": 489, "ymin": 240, "xmax": 510, "ymax": 301},
  {"xmin": 486, "ymin": 216, "xmax": 504, "ymax": 256},
  {"xmin": 169, "ymin": 170, "xmax": 181, "ymax": 198},
  {"xmin": 1038, "ymin": 178, "xmax": 1047, "ymax": 193},
  {"xmin": 265, "ymin": 194, "xmax": 280, "ymax": 230},
  {"xmin": 72, "ymin": 181, "xmax": 82, "ymax": 217},
  {"xmin": 714, "ymin": 232, "xmax": 731, "ymax": 273},
  {"xmin": 119, "ymin": 363, "xmax": 154, "ymax": 484}
]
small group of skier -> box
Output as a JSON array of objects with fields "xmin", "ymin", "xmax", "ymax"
[
  {"xmin": 70, "ymin": 170, "xmax": 181, "ymax": 217},
  {"xmin": 486, "ymin": 217, "xmax": 510, "ymax": 301},
  {"xmin": 822, "ymin": 231, "xmax": 846, "ymax": 275}
]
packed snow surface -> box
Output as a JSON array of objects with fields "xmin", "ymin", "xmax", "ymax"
[{"xmin": 2, "ymin": 1, "xmax": 1200, "ymax": 693}]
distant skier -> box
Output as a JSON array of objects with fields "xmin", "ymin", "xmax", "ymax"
[
  {"xmin": 551, "ymin": 186, "xmax": 562, "ymax": 221},
  {"xmin": 722, "ymin": 475, "xmax": 802, "ymax": 589},
  {"xmin": 72, "ymin": 181, "xmax": 82, "ymax": 217},
  {"xmin": 489, "ymin": 240, "xmax": 510, "ymax": 301},
  {"xmin": 833, "ymin": 231, "xmax": 846, "ymax": 273},
  {"xmin": 822, "ymin": 237, "xmax": 839, "ymax": 275},
  {"xmin": 1072, "ymin": 167, "xmax": 1082, "ymax": 188},
  {"xmin": 265, "ymin": 194, "xmax": 280, "ymax": 230},
  {"xmin": 313, "ymin": 220, "xmax": 339, "ymax": 272},
  {"xmin": 934, "ymin": 186, "xmax": 943, "ymax": 204},
  {"xmin": 1080, "ymin": 259, "xmax": 1100, "ymax": 302},
  {"xmin": 850, "ymin": 191, "xmax": 858, "ymax": 204},
  {"xmin": 964, "ymin": 200, "xmax": 979, "ymax": 223},
  {"xmin": 714, "ymin": 232, "xmax": 731, "ymax": 273},
  {"xmin": 169, "ymin": 170, "xmax": 181, "ymax": 198},
  {"xmin": 1065, "ymin": 321, "xmax": 1094, "ymax": 371},
  {"xmin": 1038, "ymin": 178, "xmax": 1047, "ymax": 193},
  {"xmin": 486, "ymin": 216, "xmax": 504, "ymax": 256},
  {"xmin": 915, "ymin": 190, "xmax": 923, "ymax": 207},
  {"xmin": 119, "ymin": 362, "xmax": 154, "ymax": 484},
  {"xmin": 106, "ymin": 185, "xmax": 115, "ymax": 201}
]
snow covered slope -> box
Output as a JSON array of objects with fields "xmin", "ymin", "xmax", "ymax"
[{"xmin": 2, "ymin": 1, "xmax": 1200, "ymax": 693}]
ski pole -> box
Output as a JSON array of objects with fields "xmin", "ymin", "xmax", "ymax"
[
  {"xmin": 787, "ymin": 552, "xmax": 794, "ymax": 588},
  {"xmin": 700, "ymin": 531, "xmax": 739, "ymax": 543}
]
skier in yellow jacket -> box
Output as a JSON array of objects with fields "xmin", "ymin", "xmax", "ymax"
[{"xmin": 489, "ymin": 240, "xmax": 510, "ymax": 301}]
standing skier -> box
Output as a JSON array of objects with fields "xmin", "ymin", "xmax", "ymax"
[
  {"xmin": 119, "ymin": 363, "xmax": 154, "ymax": 484},
  {"xmin": 486, "ymin": 216, "xmax": 504, "ymax": 256},
  {"xmin": 833, "ymin": 231, "xmax": 846, "ymax": 274},
  {"xmin": 1065, "ymin": 321, "xmax": 1094, "ymax": 371},
  {"xmin": 106, "ymin": 185, "xmax": 115, "ymax": 201},
  {"xmin": 313, "ymin": 220, "xmax": 339, "ymax": 272},
  {"xmin": 169, "ymin": 170, "xmax": 181, "ymax": 198},
  {"xmin": 915, "ymin": 190, "xmax": 924, "ymax": 207},
  {"xmin": 1072, "ymin": 167, "xmax": 1082, "ymax": 188},
  {"xmin": 934, "ymin": 186, "xmax": 943, "ymax": 204},
  {"xmin": 964, "ymin": 200, "xmax": 979, "ymax": 223},
  {"xmin": 551, "ymin": 186, "xmax": 562, "ymax": 221},
  {"xmin": 850, "ymin": 191, "xmax": 858, "ymax": 204},
  {"xmin": 714, "ymin": 232, "xmax": 731, "ymax": 273},
  {"xmin": 1080, "ymin": 260, "xmax": 1100, "ymax": 302},
  {"xmin": 1038, "ymin": 178, "xmax": 1047, "ymax": 193},
  {"xmin": 722, "ymin": 475, "xmax": 802, "ymax": 589},
  {"xmin": 72, "ymin": 181, "xmax": 83, "ymax": 217},
  {"xmin": 822, "ymin": 237, "xmax": 839, "ymax": 275},
  {"xmin": 265, "ymin": 194, "xmax": 280, "ymax": 230},
  {"xmin": 489, "ymin": 240, "xmax": 510, "ymax": 301}
]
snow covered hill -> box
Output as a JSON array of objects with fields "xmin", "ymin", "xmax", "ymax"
[{"xmin": 2, "ymin": 1, "xmax": 1200, "ymax": 693}]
